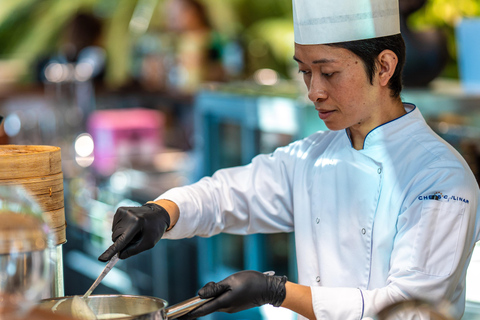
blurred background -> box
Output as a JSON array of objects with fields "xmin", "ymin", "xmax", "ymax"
[{"xmin": 0, "ymin": 0, "xmax": 480, "ymax": 319}]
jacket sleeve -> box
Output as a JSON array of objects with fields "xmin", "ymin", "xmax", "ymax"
[
  {"xmin": 310, "ymin": 163, "xmax": 480, "ymax": 320},
  {"xmin": 156, "ymin": 141, "xmax": 302, "ymax": 239}
]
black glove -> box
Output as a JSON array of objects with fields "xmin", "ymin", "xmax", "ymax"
[
  {"xmin": 179, "ymin": 270, "xmax": 287, "ymax": 319},
  {"xmin": 98, "ymin": 203, "xmax": 170, "ymax": 262}
]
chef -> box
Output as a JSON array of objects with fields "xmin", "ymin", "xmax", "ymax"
[{"xmin": 99, "ymin": 0, "xmax": 480, "ymax": 319}]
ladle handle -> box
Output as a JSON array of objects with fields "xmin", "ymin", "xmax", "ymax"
[
  {"xmin": 166, "ymin": 296, "xmax": 213, "ymax": 319},
  {"xmin": 83, "ymin": 253, "xmax": 120, "ymax": 299}
]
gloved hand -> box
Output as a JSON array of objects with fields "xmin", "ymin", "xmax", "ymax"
[
  {"xmin": 179, "ymin": 270, "xmax": 288, "ymax": 319},
  {"xmin": 98, "ymin": 203, "xmax": 170, "ymax": 262}
]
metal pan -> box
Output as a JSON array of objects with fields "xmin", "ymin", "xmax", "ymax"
[{"xmin": 37, "ymin": 294, "xmax": 211, "ymax": 320}]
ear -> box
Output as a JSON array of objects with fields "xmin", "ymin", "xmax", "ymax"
[{"xmin": 376, "ymin": 50, "xmax": 398, "ymax": 87}]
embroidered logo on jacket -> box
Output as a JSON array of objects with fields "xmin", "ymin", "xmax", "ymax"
[{"xmin": 418, "ymin": 192, "xmax": 469, "ymax": 203}]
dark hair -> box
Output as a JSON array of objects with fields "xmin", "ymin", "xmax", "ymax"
[{"xmin": 327, "ymin": 33, "xmax": 406, "ymax": 98}]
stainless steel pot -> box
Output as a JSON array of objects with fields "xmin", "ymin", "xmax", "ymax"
[{"xmin": 37, "ymin": 294, "xmax": 211, "ymax": 320}]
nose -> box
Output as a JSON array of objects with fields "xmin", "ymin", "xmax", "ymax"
[{"xmin": 307, "ymin": 77, "xmax": 328, "ymax": 103}]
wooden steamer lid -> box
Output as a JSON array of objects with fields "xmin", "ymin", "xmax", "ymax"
[
  {"xmin": 0, "ymin": 145, "xmax": 66, "ymax": 245},
  {"xmin": 0, "ymin": 145, "xmax": 62, "ymax": 178}
]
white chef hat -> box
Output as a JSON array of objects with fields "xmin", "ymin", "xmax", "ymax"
[{"xmin": 293, "ymin": 0, "xmax": 400, "ymax": 45}]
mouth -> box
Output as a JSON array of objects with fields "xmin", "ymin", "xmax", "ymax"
[{"xmin": 316, "ymin": 108, "xmax": 335, "ymax": 120}]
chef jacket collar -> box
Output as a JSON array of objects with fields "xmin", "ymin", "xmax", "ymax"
[{"xmin": 345, "ymin": 103, "xmax": 419, "ymax": 150}]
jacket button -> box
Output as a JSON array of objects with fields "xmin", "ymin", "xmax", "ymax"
[
  {"xmin": 361, "ymin": 228, "xmax": 366, "ymax": 235},
  {"xmin": 316, "ymin": 218, "xmax": 320, "ymax": 224},
  {"xmin": 316, "ymin": 276, "xmax": 321, "ymax": 283},
  {"xmin": 377, "ymin": 168, "xmax": 382, "ymax": 174}
]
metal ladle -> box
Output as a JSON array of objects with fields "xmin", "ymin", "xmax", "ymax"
[
  {"xmin": 84, "ymin": 253, "xmax": 120, "ymax": 299},
  {"xmin": 71, "ymin": 253, "xmax": 120, "ymax": 319}
]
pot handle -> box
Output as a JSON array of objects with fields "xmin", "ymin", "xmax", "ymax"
[{"xmin": 166, "ymin": 296, "xmax": 213, "ymax": 319}]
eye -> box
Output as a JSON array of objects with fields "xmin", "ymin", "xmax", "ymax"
[
  {"xmin": 322, "ymin": 72, "xmax": 335, "ymax": 77},
  {"xmin": 298, "ymin": 69, "xmax": 311, "ymax": 75}
]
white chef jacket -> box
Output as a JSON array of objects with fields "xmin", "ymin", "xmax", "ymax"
[{"xmin": 158, "ymin": 104, "xmax": 480, "ymax": 320}]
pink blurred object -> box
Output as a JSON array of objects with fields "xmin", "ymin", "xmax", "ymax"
[{"xmin": 87, "ymin": 108, "xmax": 165, "ymax": 175}]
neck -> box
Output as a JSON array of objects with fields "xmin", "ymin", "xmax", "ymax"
[{"xmin": 350, "ymin": 98, "xmax": 405, "ymax": 150}]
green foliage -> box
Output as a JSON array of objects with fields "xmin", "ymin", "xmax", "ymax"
[
  {"xmin": 409, "ymin": 0, "xmax": 480, "ymax": 28},
  {"xmin": 102, "ymin": 0, "xmax": 138, "ymax": 87},
  {"xmin": 408, "ymin": 0, "xmax": 480, "ymax": 78},
  {"xmin": 0, "ymin": 0, "xmax": 98, "ymax": 60},
  {"xmin": 0, "ymin": 0, "xmax": 136, "ymax": 85},
  {"xmin": 14, "ymin": 0, "xmax": 98, "ymax": 61},
  {"xmin": 0, "ymin": 0, "xmax": 40, "ymax": 56},
  {"xmin": 233, "ymin": 0, "xmax": 291, "ymax": 28},
  {"xmin": 0, "ymin": 0, "xmax": 296, "ymax": 85},
  {"xmin": 244, "ymin": 18, "xmax": 294, "ymax": 77}
]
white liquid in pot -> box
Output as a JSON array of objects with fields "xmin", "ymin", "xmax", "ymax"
[
  {"xmin": 49, "ymin": 297, "xmax": 132, "ymax": 319},
  {"xmin": 96, "ymin": 313, "xmax": 131, "ymax": 319}
]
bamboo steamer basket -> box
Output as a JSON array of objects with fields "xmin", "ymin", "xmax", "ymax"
[
  {"xmin": 0, "ymin": 145, "xmax": 66, "ymax": 245},
  {"xmin": 0, "ymin": 212, "xmax": 47, "ymax": 254}
]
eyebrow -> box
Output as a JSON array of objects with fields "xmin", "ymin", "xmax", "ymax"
[{"xmin": 293, "ymin": 55, "xmax": 337, "ymax": 64}]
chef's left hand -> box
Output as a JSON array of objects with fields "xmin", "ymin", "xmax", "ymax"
[{"xmin": 179, "ymin": 270, "xmax": 287, "ymax": 319}]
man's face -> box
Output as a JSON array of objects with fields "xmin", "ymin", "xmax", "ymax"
[{"xmin": 294, "ymin": 43, "xmax": 383, "ymax": 135}]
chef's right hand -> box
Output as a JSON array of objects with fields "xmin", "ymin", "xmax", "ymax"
[{"xmin": 98, "ymin": 203, "xmax": 171, "ymax": 262}]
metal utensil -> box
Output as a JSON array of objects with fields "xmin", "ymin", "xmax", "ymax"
[
  {"xmin": 166, "ymin": 296, "xmax": 213, "ymax": 319},
  {"xmin": 83, "ymin": 253, "xmax": 120, "ymax": 299},
  {"xmin": 70, "ymin": 253, "xmax": 120, "ymax": 319},
  {"xmin": 71, "ymin": 295, "xmax": 97, "ymax": 319}
]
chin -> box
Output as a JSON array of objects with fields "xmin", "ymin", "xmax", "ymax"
[{"xmin": 323, "ymin": 122, "xmax": 346, "ymax": 131}]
